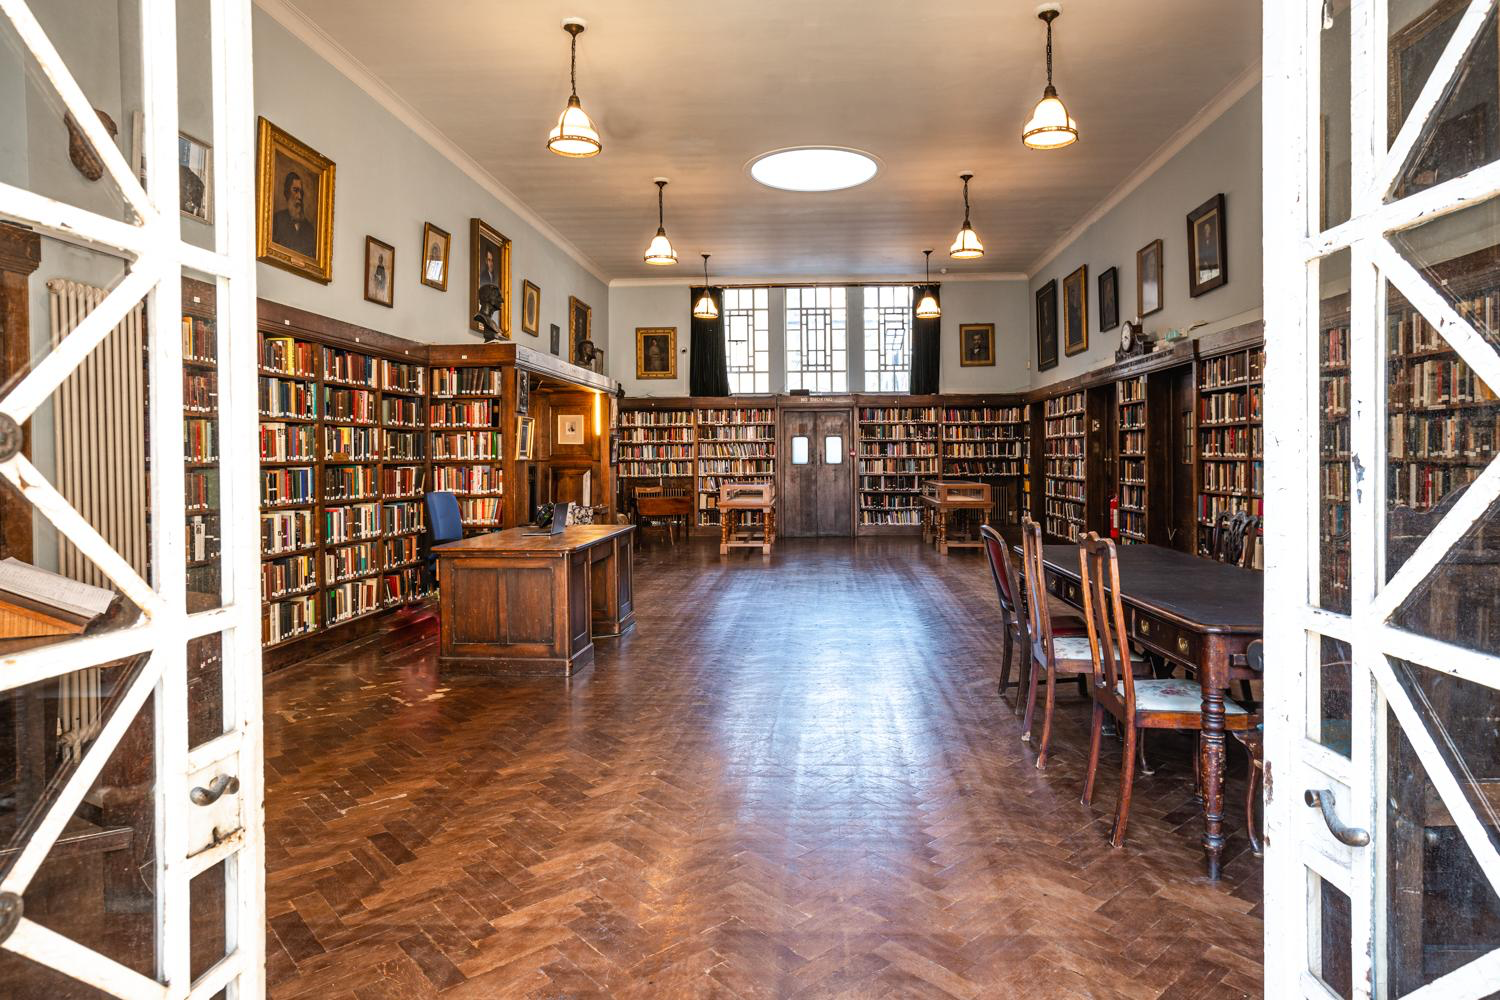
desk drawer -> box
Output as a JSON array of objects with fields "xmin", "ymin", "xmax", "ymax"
[
  {"xmin": 1046, "ymin": 574, "xmax": 1082, "ymax": 605},
  {"xmin": 1133, "ymin": 611, "xmax": 1196, "ymax": 662}
]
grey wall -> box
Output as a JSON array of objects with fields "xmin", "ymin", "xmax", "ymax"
[
  {"xmin": 252, "ymin": 9, "xmax": 608, "ymax": 353},
  {"xmin": 607, "ymin": 277, "xmax": 1031, "ymax": 398},
  {"xmin": 1028, "ymin": 85, "xmax": 1264, "ymax": 388}
]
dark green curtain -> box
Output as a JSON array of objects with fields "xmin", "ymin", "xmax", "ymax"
[
  {"xmin": 689, "ymin": 286, "xmax": 728, "ymax": 396},
  {"xmin": 909, "ymin": 284, "xmax": 941, "ymax": 394}
]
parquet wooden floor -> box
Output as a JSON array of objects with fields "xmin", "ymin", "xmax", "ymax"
[{"xmin": 264, "ymin": 537, "xmax": 1263, "ymax": 999}]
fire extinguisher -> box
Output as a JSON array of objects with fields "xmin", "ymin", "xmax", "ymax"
[{"xmin": 1109, "ymin": 494, "xmax": 1120, "ymax": 540}]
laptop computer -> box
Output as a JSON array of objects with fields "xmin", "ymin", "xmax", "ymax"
[{"xmin": 523, "ymin": 501, "xmax": 571, "ymax": 537}]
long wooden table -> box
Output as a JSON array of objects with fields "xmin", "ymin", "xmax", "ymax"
[
  {"xmin": 435, "ymin": 523, "xmax": 635, "ymax": 675},
  {"xmin": 1028, "ymin": 542, "xmax": 1262, "ymax": 880}
]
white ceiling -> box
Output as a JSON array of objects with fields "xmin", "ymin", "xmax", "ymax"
[{"xmin": 276, "ymin": 0, "xmax": 1261, "ymax": 281}]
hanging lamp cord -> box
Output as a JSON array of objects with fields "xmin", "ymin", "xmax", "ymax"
[
  {"xmin": 570, "ymin": 31, "xmax": 579, "ymax": 98},
  {"xmin": 962, "ymin": 177, "xmax": 972, "ymax": 227},
  {"xmin": 1045, "ymin": 16, "xmax": 1054, "ymax": 88},
  {"xmin": 657, "ymin": 182, "xmax": 666, "ymax": 228},
  {"xmin": 702, "ymin": 255, "xmax": 711, "ymax": 283}
]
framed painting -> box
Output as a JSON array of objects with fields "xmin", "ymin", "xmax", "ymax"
[
  {"xmin": 420, "ymin": 222, "xmax": 450, "ymax": 290},
  {"xmin": 557, "ymin": 412, "xmax": 585, "ymax": 446},
  {"xmin": 958, "ymin": 323, "xmax": 994, "ymax": 367},
  {"xmin": 516, "ymin": 416, "xmax": 535, "ymax": 460},
  {"xmin": 255, "ymin": 117, "xmax": 335, "ymax": 283},
  {"xmin": 1097, "ymin": 265, "xmax": 1119, "ymax": 332},
  {"xmin": 1035, "ymin": 280, "xmax": 1058, "ymax": 372},
  {"xmin": 363, "ymin": 236, "xmax": 394, "ymax": 307},
  {"xmin": 568, "ymin": 296, "xmax": 593, "ymax": 365},
  {"xmin": 635, "ymin": 327, "xmax": 677, "ymax": 379},
  {"xmin": 550, "ymin": 323, "xmax": 561, "ymax": 356},
  {"xmin": 179, "ymin": 131, "xmax": 211, "ymax": 223},
  {"xmin": 1186, "ymin": 193, "xmax": 1228, "ymax": 297},
  {"xmin": 1137, "ymin": 239, "xmax": 1164, "ymax": 317},
  {"xmin": 521, "ymin": 279, "xmax": 541, "ymax": 336},
  {"xmin": 1062, "ymin": 264, "xmax": 1088, "ymax": 357},
  {"xmin": 469, "ymin": 218, "xmax": 511, "ymax": 340}
]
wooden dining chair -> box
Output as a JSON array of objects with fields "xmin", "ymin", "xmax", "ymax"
[
  {"xmin": 1018, "ymin": 519, "xmax": 1122, "ymax": 767},
  {"xmin": 1077, "ymin": 532, "xmax": 1258, "ymax": 847},
  {"xmin": 1233, "ymin": 639, "xmax": 1265, "ymax": 856},
  {"xmin": 981, "ymin": 524, "xmax": 1085, "ymax": 711}
]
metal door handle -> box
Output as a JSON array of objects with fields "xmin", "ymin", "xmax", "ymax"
[
  {"xmin": 190, "ymin": 774, "xmax": 240, "ymax": 806},
  {"xmin": 1305, "ymin": 788, "xmax": 1370, "ymax": 846}
]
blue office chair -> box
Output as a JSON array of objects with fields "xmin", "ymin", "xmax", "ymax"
[{"xmin": 422, "ymin": 491, "xmax": 463, "ymax": 589}]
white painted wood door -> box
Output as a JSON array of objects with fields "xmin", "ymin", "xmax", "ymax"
[
  {"xmin": 0, "ymin": 1, "xmax": 264, "ymax": 997},
  {"xmin": 1265, "ymin": 0, "xmax": 1500, "ymax": 996}
]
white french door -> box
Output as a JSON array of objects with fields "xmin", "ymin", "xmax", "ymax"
[
  {"xmin": 1266, "ymin": 0, "xmax": 1500, "ymax": 997},
  {"xmin": 0, "ymin": 1, "xmax": 263, "ymax": 998}
]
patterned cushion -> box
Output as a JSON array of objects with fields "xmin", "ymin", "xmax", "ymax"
[
  {"xmin": 1118, "ymin": 678, "xmax": 1249, "ymax": 715},
  {"xmin": 1051, "ymin": 635, "xmax": 1145, "ymax": 664}
]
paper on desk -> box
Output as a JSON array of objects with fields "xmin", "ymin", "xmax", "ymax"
[{"xmin": 0, "ymin": 557, "xmax": 115, "ymax": 620}]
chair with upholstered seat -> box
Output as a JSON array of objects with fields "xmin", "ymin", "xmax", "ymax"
[
  {"xmin": 1077, "ymin": 532, "xmax": 1258, "ymax": 847},
  {"xmin": 981, "ymin": 524, "xmax": 1086, "ymax": 711},
  {"xmin": 1018, "ymin": 519, "xmax": 1143, "ymax": 768}
]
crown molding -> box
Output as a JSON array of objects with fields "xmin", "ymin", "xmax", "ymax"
[
  {"xmin": 1024, "ymin": 59, "xmax": 1262, "ymax": 279},
  {"xmin": 609, "ymin": 271, "xmax": 1029, "ymax": 288},
  {"xmin": 254, "ymin": 0, "xmax": 609, "ymax": 285}
]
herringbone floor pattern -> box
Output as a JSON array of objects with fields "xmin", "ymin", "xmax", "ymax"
[{"xmin": 265, "ymin": 538, "xmax": 1263, "ymax": 999}]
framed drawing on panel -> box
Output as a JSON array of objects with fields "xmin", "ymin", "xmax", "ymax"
[
  {"xmin": 1062, "ymin": 265, "xmax": 1088, "ymax": 356},
  {"xmin": 1137, "ymin": 239, "xmax": 1163, "ymax": 317},
  {"xmin": 420, "ymin": 222, "xmax": 450, "ymax": 290},
  {"xmin": 363, "ymin": 236, "xmax": 394, "ymax": 307},
  {"xmin": 636, "ymin": 327, "xmax": 677, "ymax": 379},
  {"xmin": 521, "ymin": 280, "xmax": 540, "ymax": 335},
  {"xmin": 557, "ymin": 413, "xmax": 585, "ymax": 446},
  {"xmin": 1186, "ymin": 193, "xmax": 1227, "ymax": 297},
  {"xmin": 255, "ymin": 117, "xmax": 335, "ymax": 283},
  {"xmin": 1097, "ymin": 266, "xmax": 1119, "ymax": 331},
  {"xmin": 470, "ymin": 218, "xmax": 511, "ymax": 340},
  {"xmin": 1035, "ymin": 280, "xmax": 1058, "ymax": 372},
  {"xmin": 958, "ymin": 323, "xmax": 994, "ymax": 367}
]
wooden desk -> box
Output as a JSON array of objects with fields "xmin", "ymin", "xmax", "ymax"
[
  {"xmin": 719, "ymin": 483, "xmax": 776, "ymax": 555},
  {"xmin": 435, "ymin": 523, "xmax": 635, "ymax": 675},
  {"xmin": 919, "ymin": 481, "xmax": 992, "ymax": 554},
  {"xmin": 635, "ymin": 494, "xmax": 693, "ymax": 545},
  {"xmin": 1027, "ymin": 542, "xmax": 1262, "ymax": 880}
]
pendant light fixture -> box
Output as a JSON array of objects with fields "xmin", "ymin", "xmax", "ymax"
[
  {"xmin": 948, "ymin": 171, "xmax": 985, "ymax": 259},
  {"xmin": 547, "ymin": 18, "xmax": 602, "ymax": 158},
  {"xmin": 643, "ymin": 178, "xmax": 678, "ymax": 266},
  {"xmin": 915, "ymin": 250, "xmax": 941, "ymax": 320},
  {"xmin": 693, "ymin": 254, "xmax": 719, "ymax": 320},
  {"xmin": 1021, "ymin": 4, "xmax": 1079, "ymax": 150}
]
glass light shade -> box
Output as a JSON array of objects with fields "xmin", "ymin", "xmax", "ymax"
[
  {"xmin": 547, "ymin": 96, "xmax": 601, "ymax": 157},
  {"xmin": 949, "ymin": 225, "xmax": 984, "ymax": 259},
  {"xmin": 1022, "ymin": 90, "xmax": 1078, "ymax": 149},
  {"xmin": 693, "ymin": 290, "xmax": 719, "ymax": 320},
  {"xmin": 748, "ymin": 147, "xmax": 880, "ymax": 191},
  {"xmin": 915, "ymin": 291, "xmax": 941, "ymax": 319},
  {"xmin": 643, "ymin": 229, "xmax": 677, "ymax": 266}
]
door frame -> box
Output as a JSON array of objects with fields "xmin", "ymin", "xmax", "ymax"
[{"xmin": 777, "ymin": 402, "xmax": 857, "ymax": 537}]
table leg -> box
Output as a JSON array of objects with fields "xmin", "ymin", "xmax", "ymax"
[
  {"xmin": 937, "ymin": 510, "xmax": 948, "ymax": 556},
  {"xmin": 764, "ymin": 506, "xmax": 775, "ymax": 553},
  {"xmin": 1200, "ymin": 681, "xmax": 1228, "ymax": 880},
  {"xmin": 720, "ymin": 510, "xmax": 732, "ymax": 555}
]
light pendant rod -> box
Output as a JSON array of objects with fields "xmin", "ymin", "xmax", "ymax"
[
  {"xmin": 568, "ymin": 21, "xmax": 581, "ymax": 98},
  {"xmin": 1043, "ymin": 8, "xmax": 1055, "ymax": 90}
]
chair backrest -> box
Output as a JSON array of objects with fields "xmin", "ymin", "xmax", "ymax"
[
  {"xmin": 1019, "ymin": 518, "xmax": 1053, "ymax": 661},
  {"xmin": 425, "ymin": 491, "xmax": 463, "ymax": 545},
  {"xmin": 1078, "ymin": 532, "xmax": 1138, "ymax": 711},
  {"xmin": 980, "ymin": 525, "xmax": 1030, "ymax": 647}
]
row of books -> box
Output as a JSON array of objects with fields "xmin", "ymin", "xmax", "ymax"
[
  {"xmin": 184, "ymin": 418, "xmax": 217, "ymax": 464},
  {"xmin": 183, "ymin": 316, "xmax": 216, "ymax": 363},
  {"xmin": 260, "ymin": 335, "xmax": 314, "ymax": 376},
  {"xmin": 941, "ymin": 426, "xmax": 1025, "ymax": 441},
  {"xmin": 860, "ymin": 425, "xmax": 939, "ymax": 441},
  {"xmin": 185, "ymin": 514, "xmax": 218, "ymax": 564},
  {"xmin": 384, "ymin": 398, "xmax": 423, "ymax": 427},
  {"xmin": 1200, "ymin": 388, "xmax": 1264, "ymax": 423},
  {"xmin": 381, "ymin": 360, "xmax": 425, "ymax": 395},
  {"xmin": 325, "ymin": 425, "xmax": 379, "ymax": 460},
  {"xmin": 261, "ymin": 423, "xmax": 315, "ymax": 462},
  {"xmin": 263, "ymin": 467, "xmax": 315, "ymax": 506},
  {"xmin": 621, "ymin": 427, "xmax": 693, "ymax": 442},
  {"xmin": 1201, "ymin": 426, "xmax": 1262, "ymax": 457},
  {"xmin": 943, "ymin": 460, "xmax": 1023, "ymax": 476},
  {"xmin": 322, "ymin": 346, "xmax": 378, "ymax": 387},
  {"xmin": 618, "ymin": 461, "xmax": 693, "ymax": 478},
  {"xmin": 1119, "ymin": 376, "xmax": 1147, "ymax": 403},
  {"xmin": 184, "ymin": 372, "xmax": 216, "ymax": 413},
  {"xmin": 326, "ymin": 542, "xmax": 377, "ymax": 583},
  {"xmin": 858, "ymin": 458, "xmax": 937, "ymax": 474},
  {"xmin": 1199, "ymin": 352, "xmax": 1258, "ymax": 388},
  {"xmin": 698, "ymin": 443, "xmax": 776, "ymax": 458},
  {"xmin": 386, "ymin": 431, "xmax": 424, "ymax": 461},
  {"xmin": 944, "ymin": 442, "xmax": 1023, "ymax": 458},
  {"xmin": 618, "ymin": 444, "xmax": 693, "ymax": 460},
  {"xmin": 943, "ymin": 406, "xmax": 1025, "ymax": 422},
  {"xmin": 859, "ymin": 406, "xmax": 938, "ymax": 423},
  {"xmin": 260, "ymin": 377, "xmax": 316, "ymax": 419},
  {"xmin": 264, "ymin": 554, "xmax": 315, "ymax": 600},
  {"xmin": 459, "ymin": 497, "xmax": 502, "ymax": 524},
  {"xmin": 621, "ymin": 410, "xmax": 694, "ymax": 427},
  {"xmin": 1047, "ymin": 477, "xmax": 1085, "ymax": 501},
  {"xmin": 325, "ymin": 503, "xmax": 380, "ymax": 543},
  {"xmin": 433, "ymin": 431, "xmax": 502, "ymax": 460},
  {"xmin": 1388, "ymin": 411, "xmax": 1497, "ymax": 461},
  {"xmin": 860, "ymin": 508, "xmax": 922, "ymax": 526},
  {"xmin": 263, "ymin": 509, "xmax": 314, "ymax": 554},
  {"xmin": 1044, "ymin": 392, "xmax": 1085, "ymax": 418},
  {"xmin": 325, "ymin": 465, "xmax": 377, "ymax": 501},
  {"xmin": 263, "ymin": 594, "xmax": 316, "ymax": 644},
  {"xmin": 699, "ymin": 407, "xmax": 776, "ymax": 424},
  {"xmin": 1198, "ymin": 494, "xmax": 1263, "ymax": 523},
  {"xmin": 1121, "ymin": 429, "xmax": 1146, "ymax": 454},
  {"xmin": 431, "ymin": 465, "xmax": 501, "ymax": 494},
  {"xmin": 1045, "ymin": 415, "xmax": 1085, "ymax": 437},
  {"xmin": 430, "ymin": 401, "xmax": 496, "ymax": 428},
  {"xmin": 698, "ymin": 425, "xmax": 776, "ymax": 441},
  {"xmin": 431, "ymin": 366, "xmax": 501, "ymax": 396},
  {"xmin": 324, "ymin": 388, "xmax": 377, "ymax": 423},
  {"xmin": 698, "ymin": 459, "xmax": 776, "ymax": 475},
  {"xmin": 382, "ymin": 466, "xmax": 424, "ymax": 497},
  {"xmin": 1201, "ymin": 459, "xmax": 1262, "ymax": 494},
  {"xmin": 326, "ymin": 578, "xmax": 380, "ymax": 625},
  {"xmin": 1389, "ymin": 358, "xmax": 1498, "ymax": 408}
]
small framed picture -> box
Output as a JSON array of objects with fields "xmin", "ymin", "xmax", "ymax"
[
  {"xmin": 958, "ymin": 323, "xmax": 994, "ymax": 367},
  {"xmin": 1137, "ymin": 239, "xmax": 1164, "ymax": 317},
  {"xmin": 635, "ymin": 327, "xmax": 677, "ymax": 379},
  {"xmin": 469, "ymin": 217, "xmax": 511, "ymax": 339},
  {"xmin": 1187, "ymin": 193, "xmax": 1228, "ymax": 297},
  {"xmin": 521, "ymin": 279, "xmax": 541, "ymax": 336},
  {"xmin": 363, "ymin": 236, "xmax": 394, "ymax": 307},
  {"xmin": 420, "ymin": 222, "xmax": 450, "ymax": 290},
  {"xmin": 1062, "ymin": 265, "xmax": 1088, "ymax": 357},
  {"xmin": 516, "ymin": 416, "xmax": 535, "ymax": 460},
  {"xmin": 1035, "ymin": 280, "xmax": 1058, "ymax": 372},
  {"xmin": 515, "ymin": 370, "xmax": 530, "ymax": 416},
  {"xmin": 557, "ymin": 413, "xmax": 585, "ymax": 446},
  {"xmin": 549, "ymin": 323, "xmax": 561, "ymax": 356},
  {"xmin": 1097, "ymin": 266, "xmax": 1119, "ymax": 332},
  {"xmin": 179, "ymin": 132, "xmax": 212, "ymax": 223},
  {"xmin": 255, "ymin": 117, "xmax": 335, "ymax": 283}
]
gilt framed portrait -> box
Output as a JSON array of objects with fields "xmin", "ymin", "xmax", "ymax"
[
  {"xmin": 1062, "ymin": 265, "xmax": 1088, "ymax": 357},
  {"xmin": 959, "ymin": 323, "xmax": 994, "ymax": 367},
  {"xmin": 420, "ymin": 223, "xmax": 450, "ymax": 291},
  {"xmin": 521, "ymin": 280, "xmax": 541, "ymax": 336},
  {"xmin": 255, "ymin": 117, "xmax": 335, "ymax": 283},
  {"xmin": 469, "ymin": 218, "xmax": 511, "ymax": 340},
  {"xmin": 568, "ymin": 296, "xmax": 593, "ymax": 365},
  {"xmin": 1035, "ymin": 280, "xmax": 1058, "ymax": 373},
  {"xmin": 1098, "ymin": 266, "xmax": 1119, "ymax": 332},
  {"xmin": 363, "ymin": 236, "xmax": 394, "ymax": 308},
  {"xmin": 636, "ymin": 327, "xmax": 677, "ymax": 379},
  {"xmin": 1137, "ymin": 239, "xmax": 1164, "ymax": 317},
  {"xmin": 1186, "ymin": 193, "xmax": 1228, "ymax": 297}
]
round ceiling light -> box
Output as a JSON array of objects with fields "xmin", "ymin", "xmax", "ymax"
[{"xmin": 747, "ymin": 147, "xmax": 880, "ymax": 192}]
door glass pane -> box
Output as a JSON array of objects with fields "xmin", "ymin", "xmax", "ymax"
[
  {"xmin": 1313, "ymin": 634, "xmax": 1354, "ymax": 758},
  {"xmin": 177, "ymin": 0, "xmax": 216, "ymax": 248},
  {"xmin": 824, "ymin": 435, "xmax": 843, "ymax": 464},
  {"xmin": 791, "ymin": 435, "xmax": 809, "ymax": 465},
  {"xmin": 188, "ymin": 631, "xmax": 225, "ymax": 750},
  {"xmin": 1322, "ymin": 0, "xmax": 1352, "ymax": 230},
  {"xmin": 1310, "ymin": 871, "xmax": 1353, "ymax": 1000},
  {"xmin": 191, "ymin": 857, "xmax": 228, "ymax": 985},
  {"xmin": 1320, "ymin": 249, "xmax": 1352, "ymax": 613},
  {"xmin": 1388, "ymin": 2, "xmax": 1500, "ymax": 198},
  {"xmin": 1385, "ymin": 679, "xmax": 1500, "ymax": 995},
  {"xmin": 184, "ymin": 271, "xmax": 221, "ymax": 611}
]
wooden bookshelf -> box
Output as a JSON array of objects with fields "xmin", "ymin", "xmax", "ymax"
[
  {"xmin": 182, "ymin": 291, "xmax": 221, "ymax": 613},
  {"xmin": 1195, "ymin": 342, "xmax": 1265, "ymax": 555},
  {"xmin": 696, "ymin": 406, "xmax": 777, "ymax": 527},
  {"xmin": 378, "ymin": 357, "xmax": 428, "ymax": 607},
  {"xmin": 857, "ymin": 404, "xmax": 940, "ymax": 528},
  {"xmin": 618, "ymin": 408, "xmax": 695, "ymax": 480},
  {"xmin": 1020, "ymin": 404, "xmax": 1033, "ymax": 522},
  {"xmin": 940, "ymin": 402, "xmax": 1028, "ymax": 526},
  {"xmin": 1117, "ymin": 374, "xmax": 1148, "ymax": 544},
  {"xmin": 1042, "ymin": 390, "xmax": 1087, "ymax": 541},
  {"xmin": 428, "ymin": 360, "xmax": 504, "ymax": 533}
]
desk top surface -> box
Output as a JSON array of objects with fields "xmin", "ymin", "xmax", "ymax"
[
  {"xmin": 1036, "ymin": 542, "xmax": 1263, "ymax": 634},
  {"xmin": 436, "ymin": 523, "xmax": 634, "ymax": 556},
  {"xmin": 919, "ymin": 494, "xmax": 992, "ymax": 508}
]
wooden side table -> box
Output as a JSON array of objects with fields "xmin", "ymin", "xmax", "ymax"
[
  {"xmin": 718, "ymin": 482, "xmax": 775, "ymax": 555},
  {"xmin": 920, "ymin": 480, "xmax": 992, "ymax": 555}
]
